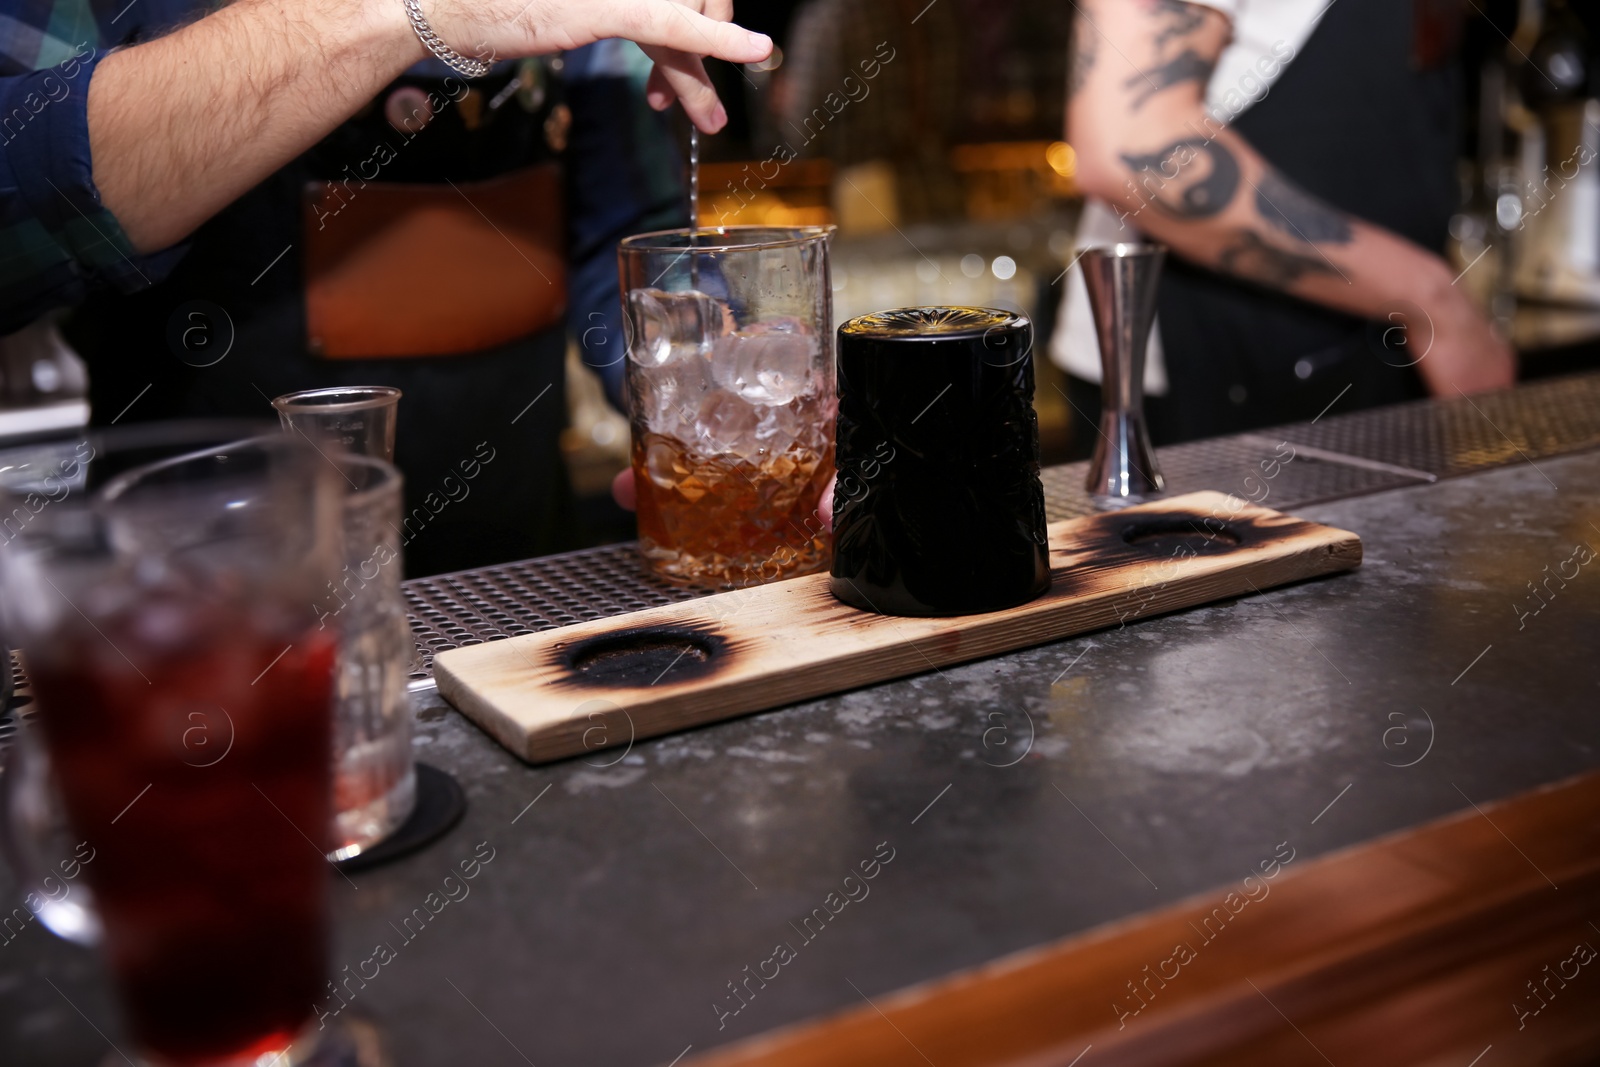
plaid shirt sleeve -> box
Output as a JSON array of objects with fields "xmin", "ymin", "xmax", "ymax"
[{"xmin": 1, "ymin": 1, "xmax": 186, "ymax": 334}]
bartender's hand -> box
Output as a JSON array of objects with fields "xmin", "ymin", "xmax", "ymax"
[
  {"xmin": 89, "ymin": 0, "xmax": 770, "ymax": 252},
  {"xmin": 428, "ymin": 0, "xmax": 765, "ymax": 132},
  {"xmin": 1409, "ymin": 288, "xmax": 1517, "ymax": 396}
]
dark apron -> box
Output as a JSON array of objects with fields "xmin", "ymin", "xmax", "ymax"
[
  {"xmin": 65, "ymin": 65, "xmax": 576, "ymax": 577},
  {"xmin": 1076, "ymin": 0, "xmax": 1462, "ymax": 448}
]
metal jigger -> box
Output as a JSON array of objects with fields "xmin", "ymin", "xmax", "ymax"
[{"xmin": 1083, "ymin": 243, "xmax": 1167, "ymax": 507}]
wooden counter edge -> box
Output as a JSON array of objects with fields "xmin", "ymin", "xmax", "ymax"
[{"xmin": 683, "ymin": 771, "xmax": 1600, "ymax": 1067}]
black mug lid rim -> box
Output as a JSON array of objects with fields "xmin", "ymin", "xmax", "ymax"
[{"xmin": 839, "ymin": 306, "xmax": 1030, "ymax": 342}]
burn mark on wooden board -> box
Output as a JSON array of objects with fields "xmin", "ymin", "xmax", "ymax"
[
  {"xmin": 551, "ymin": 623, "xmax": 734, "ymax": 688},
  {"xmin": 1049, "ymin": 506, "xmax": 1299, "ymax": 565}
]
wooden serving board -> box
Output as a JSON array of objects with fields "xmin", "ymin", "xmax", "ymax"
[{"xmin": 434, "ymin": 491, "xmax": 1361, "ymax": 764}]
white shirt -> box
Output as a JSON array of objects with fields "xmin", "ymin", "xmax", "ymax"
[{"xmin": 1051, "ymin": 0, "xmax": 1332, "ymax": 393}]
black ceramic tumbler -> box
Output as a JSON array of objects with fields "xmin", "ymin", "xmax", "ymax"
[{"xmin": 830, "ymin": 307, "xmax": 1051, "ymax": 616}]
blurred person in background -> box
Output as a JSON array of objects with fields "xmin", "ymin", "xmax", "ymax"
[
  {"xmin": 0, "ymin": 0, "xmax": 771, "ymax": 575},
  {"xmin": 1055, "ymin": 0, "xmax": 1515, "ymax": 449}
]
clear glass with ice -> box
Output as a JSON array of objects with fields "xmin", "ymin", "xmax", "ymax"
[
  {"xmin": 619, "ymin": 226, "xmax": 836, "ymax": 588},
  {"xmin": 322, "ymin": 453, "xmax": 415, "ymax": 861}
]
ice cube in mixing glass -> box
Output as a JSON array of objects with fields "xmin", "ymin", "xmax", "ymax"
[
  {"xmin": 626, "ymin": 288, "xmax": 732, "ymax": 367},
  {"xmin": 711, "ymin": 321, "xmax": 818, "ymax": 406}
]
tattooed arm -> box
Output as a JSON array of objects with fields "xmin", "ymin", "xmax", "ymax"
[{"xmin": 1067, "ymin": 0, "xmax": 1512, "ymax": 395}]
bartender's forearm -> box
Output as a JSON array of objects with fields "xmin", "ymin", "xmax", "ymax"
[
  {"xmin": 86, "ymin": 0, "xmax": 771, "ymax": 254},
  {"xmin": 1067, "ymin": 0, "xmax": 1510, "ymax": 394},
  {"xmin": 1075, "ymin": 122, "xmax": 1461, "ymax": 328},
  {"xmin": 89, "ymin": 0, "xmax": 420, "ymax": 252}
]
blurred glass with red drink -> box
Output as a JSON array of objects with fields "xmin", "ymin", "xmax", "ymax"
[{"xmin": 0, "ymin": 428, "xmax": 343, "ymax": 1065}]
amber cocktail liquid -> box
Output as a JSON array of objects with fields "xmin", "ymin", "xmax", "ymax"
[
  {"xmin": 620, "ymin": 227, "xmax": 836, "ymax": 588},
  {"xmin": 632, "ymin": 418, "xmax": 832, "ymax": 587}
]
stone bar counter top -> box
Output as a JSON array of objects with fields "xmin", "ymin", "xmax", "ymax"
[{"xmin": 3, "ymin": 374, "xmax": 1599, "ymax": 1065}]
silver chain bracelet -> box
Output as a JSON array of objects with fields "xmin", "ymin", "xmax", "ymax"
[{"xmin": 401, "ymin": 0, "xmax": 492, "ymax": 79}]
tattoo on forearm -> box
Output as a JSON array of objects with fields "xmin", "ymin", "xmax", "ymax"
[
  {"xmin": 1148, "ymin": 0, "xmax": 1207, "ymax": 51},
  {"xmin": 1121, "ymin": 138, "xmax": 1240, "ymax": 218},
  {"xmin": 1254, "ymin": 171, "xmax": 1353, "ymax": 244},
  {"xmin": 1217, "ymin": 229, "xmax": 1340, "ymax": 286},
  {"xmin": 1126, "ymin": 48, "xmax": 1216, "ymax": 109},
  {"xmin": 1070, "ymin": 21, "xmax": 1099, "ymax": 95}
]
